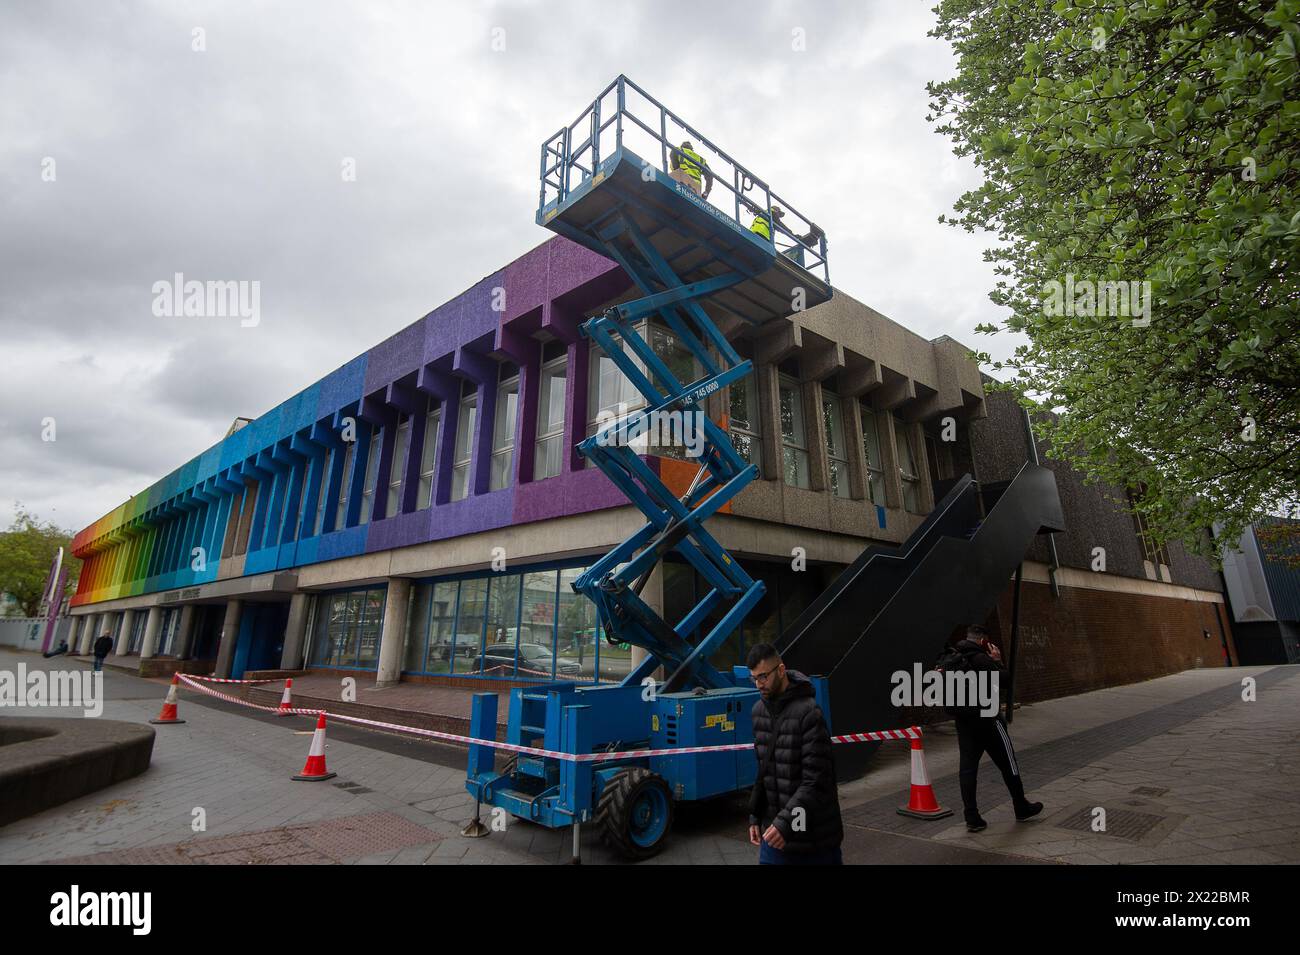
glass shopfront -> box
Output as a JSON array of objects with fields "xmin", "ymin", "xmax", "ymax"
[
  {"xmin": 402, "ymin": 562, "xmax": 628, "ymax": 682},
  {"xmin": 307, "ymin": 586, "xmax": 387, "ymax": 670}
]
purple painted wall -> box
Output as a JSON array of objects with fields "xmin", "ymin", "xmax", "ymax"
[{"xmin": 359, "ymin": 236, "xmax": 634, "ymax": 556}]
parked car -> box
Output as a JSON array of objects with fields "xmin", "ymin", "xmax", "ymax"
[
  {"xmin": 474, "ymin": 642, "xmax": 581, "ymax": 677},
  {"xmin": 429, "ymin": 635, "xmax": 483, "ymax": 662}
]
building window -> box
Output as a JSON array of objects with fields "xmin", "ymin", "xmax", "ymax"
[
  {"xmin": 127, "ymin": 611, "xmax": 147, "ymax": 654},
  {"xmin": 386, "ymin": 413, "xmax": 410, "ymax": 517},
  {"xmin": 647, "ymin": 322, "xmax": 700, "ymax": 390},
  {"xmin": 822, "ymin": 390, "xmax": 850, "ymax": 499},
  {"xmin": 401, "ymin": 564, "xmax": 612, "ymax": 683},
  {"xmin": 307, "ymin": 587, "xmax": 386, "ymax": 670},
  {"xmin": 404, "ymin": 579, "xmax": 459, "ymax": 674},
  {"xmin": 646, "ymin": 322, "xmax": 701, "ymax": 460},
  {"xmin": 779, "ymin": 375, "xmax": 810, "ymax": 489},
  {"xmin": 451, "ymin": 383, "xmax": 477, "ymax": 502},
  {"xmin": 313, "ymin": 449, "xmax": 332, "ymax": 536},
  {"xmin": 490, "ymin": 364, "xmax": 520, "ymax": 491},
  {"xmin": 893, "ymin": 414, "xmax": 922, "ymax": 513},
  {"xmin": 584, "ymin": 320, "xmax": 705, "ymax": 462},
  {"xmin": 334, "ymin": 439, "xmax": 356, "ymax": 529},
  {"xmin": 358, "ymin": 426, "xmax": 383, "ymax": 526},
  {"xmin": 156, "ymin": 608, "xmax": 179, "ymax": 656},
  {"xmin": 861, "ymin": 404, "xmax": 885, "ymax": 505},
  {"xmin": 728, "ymin": 373, "xmax": 761, "ymax": 469},
  {"xmin": 535, "ymin": 349, "xmax": 568, "ymax": 480},
  {"xmin": 452, "ymin": 576, "xmax": 488, "ymax": 667},
  {"xmin": 417, "ymin": 397, "xmax": 440, "ymax": 509},
  {"xmin": 479, "ymin": 573, "xmax": 522, "ymax": 676},
  {"xmin": 587, "ymin": 326, "xmax": 647, "ymax": 462}
]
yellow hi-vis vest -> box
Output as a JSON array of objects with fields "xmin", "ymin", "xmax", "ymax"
[
  {"xmin": 677, "ymin": 147, "xmax": 705, "ymax": 185},
  {"xmin": 751, "ymin": 211, "xmax": 772, "ymax": 241}
]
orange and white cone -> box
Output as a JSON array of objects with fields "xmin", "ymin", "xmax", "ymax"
[
  {"xmin": 276, "ymin": 678, "xmax": 294, "ymax": 716},
  {"xmin": 148, "ymin": 674, "xmax": 187, "ymax": 725},
  {"xmin": 896, "ymin": 735, "xmax": 952, "ymax": 820},
  {"xmin": 292, "ymin": 713, "xmax": 336, "ymax": 781}
]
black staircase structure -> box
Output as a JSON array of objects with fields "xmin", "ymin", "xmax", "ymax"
[{"xmin": 778, "ymin": 461, "xmax": 1066, "ymax": 779}]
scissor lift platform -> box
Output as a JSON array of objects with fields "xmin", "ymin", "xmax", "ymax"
[
  {"xmin": 540, "ymin": 146, "xmax": 831, "ymax": 326},
  {"xmin": 467, "ymin": 76, "xmax": 836, "ymax": 860}
]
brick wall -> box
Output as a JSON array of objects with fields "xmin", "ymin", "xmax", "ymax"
[
  {"xmin": 971, "ymin": 390, "xmax": 1225, "ymax": 593},
  {"xmin": 984, "ymin": 579, "xmax": 1236, "ymax": 704}
]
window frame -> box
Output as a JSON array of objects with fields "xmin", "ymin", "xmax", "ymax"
[
  {"xmin": 490, "ymin": 367, "xmax": 520, "ymax": 491},
  {"xmin": 860, "ymin": 403, "xmax": 886, "ymax": 505},
  {"xmin": 386, "ymin": 413, "xmax": 410, "ymax": 517},
  {"xmin": 893, "ymin": 413, "xmax": 922, "ymax": 513},
  {"xmin": 358, "ymin": 424, "xmax": 382, "ymax": 526},
  {"xmin": 417, "ymin": 397, "xmax": 440, "ymax": 509},
  {"xmin": 778, "ymin": 374, "xmax": 810, "ymax": 489},
  {"xmin": 313, "ymin": 448, "xmax": 332, "ymax": 536},
  {"xmin": 334, "ymin": 439, "xmax": 356, "ymax": 530},
  {"xmin": 534, "ymin": 354, "xmax": 569, "ymax": 480},
  {"xmin": 821, "ymin": 389, "xmax": 850, "ymax": 499},
  {"xmin": 728, "ymin": 372, "xmax": 762, "ymax": 470},
  {"xmin": 451, "ymin": 387, "xmax": 477, "ymax": 502}
]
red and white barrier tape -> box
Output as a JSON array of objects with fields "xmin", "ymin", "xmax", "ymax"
[
  {"xmin": 185, "ymin": 674, "xmax": 284, "ymax": 685},
  {"xmin": 833, "ymin": 728, "xmax": 921, "ymax": 743},
  {"xmin": 174, "ymin": 673, "xmax": 921, "ymax": 763}
]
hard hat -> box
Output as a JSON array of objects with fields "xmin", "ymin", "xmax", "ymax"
[{"xmin": 771, "ymin": 205, "xmax": 785, "ymax": 218}]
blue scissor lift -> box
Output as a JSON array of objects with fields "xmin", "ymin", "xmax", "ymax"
[{"xmin": 465, "ymin": 76, "xmax": 833, "ymax": 860}]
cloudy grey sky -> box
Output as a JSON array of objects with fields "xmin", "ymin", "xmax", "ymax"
[{"xmin": 0, "ymin": 0, "xmax": 1006, "ymax": 535}]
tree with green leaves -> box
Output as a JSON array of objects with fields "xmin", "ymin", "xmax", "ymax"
[
  {"xmin": 0, "ymin": 507, "xmax": 81, "ymax": 617},
  {"xmin": 928, "ymin": 0, "xmax": 1300, "ymax": 559}
]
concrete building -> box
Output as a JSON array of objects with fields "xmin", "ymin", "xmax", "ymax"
[
  {"xmin": 68, "ymin": 234, "xmax": 1234, "ymax": 704},
  {"xmin": 969, "ymin": 391, "xmax": 1237, "ymax": 703},
  {"xmin": 1218, "ymin": 518, "xmax": 1300, "ymax": 664}
]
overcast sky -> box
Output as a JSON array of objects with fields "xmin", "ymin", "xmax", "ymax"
[{"xmin": 0, "ymin": 0, "xmax": 1008, "ymax": 535}]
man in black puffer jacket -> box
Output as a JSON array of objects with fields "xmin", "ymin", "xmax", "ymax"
[{"xmin": 747, "ymin": 642, "xmax": 843, "ymax": 865}]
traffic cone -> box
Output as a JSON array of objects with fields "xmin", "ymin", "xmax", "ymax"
[
  {"xmin": 292, "ymin": 713, "xmax": 336, "ymax": 781},
  {"xmin": 896, "ymin": 735, "xmax": 952, "ymax": 819},
  {"xmin": 148, "ymin": 674, "xmax": 187, "ymax": 725},
  {"xmin": 276, "ymin": 678, "xmax": 294, "ymax": 716}
]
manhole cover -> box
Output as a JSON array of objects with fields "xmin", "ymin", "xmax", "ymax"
[
  {"xmin": 1131, "ymin": 786, "xmax": 1168, "ymax": 797},
  {"xmin": 1056, "ymin": 806, "xmax": 1166, "ymax": 841}
]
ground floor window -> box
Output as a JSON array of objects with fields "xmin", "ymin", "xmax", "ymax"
[
  {"xmin": 156, "ymin": 608, "xmax": 181, "ymax": 656},
  {"xmin": 307, "ymin": 587, "xmax": 386, "ymax": 669},
  {"xmin": 126, "ymin": 611, "xmax": 147, "ymax": 653},
  {"xmin": 402, "ymin": 562, "xmax": 628, "ymax": 682},
  {"xmin": 662, "ymin": 555, "xmax": 839, "ymax": 673}
]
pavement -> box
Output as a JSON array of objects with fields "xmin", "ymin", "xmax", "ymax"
[{"xmin": 1, "ymin": 648, "xmax": 1296, "ymax": 865}]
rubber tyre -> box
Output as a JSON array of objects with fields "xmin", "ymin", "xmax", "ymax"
[{"xmin": 596, "ymin": 767, "xmax": 674, "ymax": 860}]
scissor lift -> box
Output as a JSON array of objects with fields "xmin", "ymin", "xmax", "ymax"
[{"xmin": 464, "ymin": 76, "xmax": 833, "ymax": 859}]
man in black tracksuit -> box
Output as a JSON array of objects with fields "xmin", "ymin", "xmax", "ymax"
[
  {"xmin": 948, "ymin": 625, "xmax": 1043, "ymax": 832},
  {"xmin": 747, "ymin": 642, "xmax": 844, "ymax": 864}
]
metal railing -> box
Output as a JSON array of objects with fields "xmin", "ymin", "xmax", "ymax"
[{"xmin": 539, "ymin": 76, "xmax": 829, "ymax": 283}]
